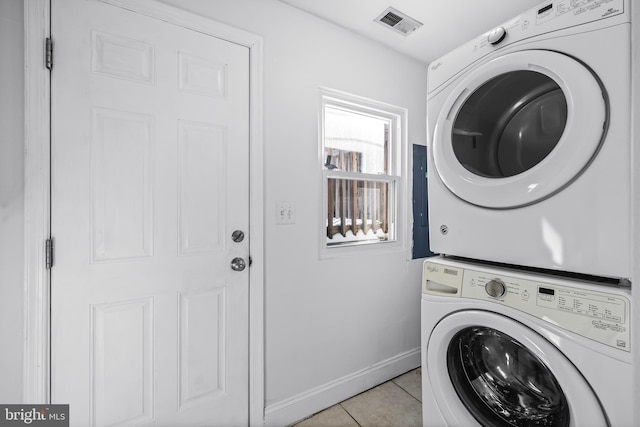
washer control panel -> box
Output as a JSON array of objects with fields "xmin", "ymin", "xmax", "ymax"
[{"xmin": 423, "ymin": 261, "xmax": 631, "ymax": 352}]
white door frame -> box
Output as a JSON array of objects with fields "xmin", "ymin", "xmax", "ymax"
[{"xmin": 23, "ymin": 1, "xmax": 265, "ymax": 425}]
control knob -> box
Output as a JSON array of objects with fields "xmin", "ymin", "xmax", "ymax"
[
  {"xmin": 487, "ymin": 26, "xmax": 506, "ymax": 45},
  {"xmin": 485, "ymin": 278, "xmax": 506, "ymax": 298}
]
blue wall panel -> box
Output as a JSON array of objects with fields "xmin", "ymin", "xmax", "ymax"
[{"xmin": 412, "ymin": 144, "xmax": 435, "ymax": 259}]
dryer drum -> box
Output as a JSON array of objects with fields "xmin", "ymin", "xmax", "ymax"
[
  {"xmin": 447, "ymin": 326, "xmax": 570, "ymax": 427},
  {"xmin": 451, "ymin": 70, "xmax": 568, "ymax": 179}
]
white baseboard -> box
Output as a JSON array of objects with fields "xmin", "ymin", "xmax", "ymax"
[{"xmin": 264, "ymin": 347, "xmax": 421, "ymax": 427}]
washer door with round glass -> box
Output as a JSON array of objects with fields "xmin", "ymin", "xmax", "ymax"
[
  {"xmin": 432, "ymin": 50, "xmax": 607, "ymax": 208},
  {"xmin": 426, "ymin": 311, "xmax": 607, "ymax": 426}
]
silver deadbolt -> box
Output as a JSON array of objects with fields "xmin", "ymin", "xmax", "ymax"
[
  {"xmin": 231, "ymin": 230, "xmax": 245, "ymax": 243},
  {"xmin": 231, "ymin": 257, "xmax": 246, "ymax": 272}
]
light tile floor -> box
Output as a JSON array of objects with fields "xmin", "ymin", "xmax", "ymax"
[{"xmin": 291, "ymin": 368, "xmax": 422, "ymax": 427}]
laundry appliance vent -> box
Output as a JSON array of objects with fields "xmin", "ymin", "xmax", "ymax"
[{"xmin": 375, "ymin": 7, "xmax": 423, "ymax": 36}]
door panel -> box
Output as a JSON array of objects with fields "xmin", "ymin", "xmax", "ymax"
[
  {"xmin": 51, "ymin": 1, "xmax": 250, "ymax": 426},
  {"xmin": 91, "ymin": 107, "xmax": 154, "ymax": 262}
]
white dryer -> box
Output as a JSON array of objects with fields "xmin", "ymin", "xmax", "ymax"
[
  {"xmin": 426, "ymin": 0, "xmax": 631, "ymax": 279},
  {"xmin": 421, "ymin": 257, "xmax": 633, "ymax": 426}
]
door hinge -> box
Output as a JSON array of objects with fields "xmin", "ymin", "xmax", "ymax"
[
  {"xmin": 46, "ymin": 238, "xmax": 54, "ymax": 269},
  {"xmin": 45, "ymin": 37, "xmax": 53, "ymax": 70}
]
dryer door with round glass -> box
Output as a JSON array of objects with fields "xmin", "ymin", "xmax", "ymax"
[
  {"xmin": 426, "ymin": 310, "xmax": 607, "ymax": 426},
  {"xmin": 432, "ymin": 50, "xmax": 607, "ymax": 208}
]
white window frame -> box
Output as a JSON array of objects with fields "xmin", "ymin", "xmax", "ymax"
[{"xmin": 319, "ymin": 87, "xmax": 408, "ymax": 258}]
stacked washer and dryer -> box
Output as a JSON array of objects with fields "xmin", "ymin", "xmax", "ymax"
[{"xmin": 422, "ymin": 0, "xmax": 635, "ymax": 426}]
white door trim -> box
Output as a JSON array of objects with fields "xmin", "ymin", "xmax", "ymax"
[
  {"xmin": 23, "ymin": 1, "xmax": 265, "ymax": 425},
  {"xmin": 23, "ymin": 0, "xmax": 52, "ymax": 406}
]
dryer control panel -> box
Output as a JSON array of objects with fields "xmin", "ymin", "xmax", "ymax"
[
  {"xmin": 423, "ymin": 261, "xmax": 631, "ymax": 352},
  {"xmin": 428, "ymin": 0, "xmax": 626, "ymax": 95}
]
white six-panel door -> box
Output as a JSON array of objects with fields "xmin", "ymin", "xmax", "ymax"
[{"xmin": 51, "ymin": 0, "xmax": 250, "ymax": 425}]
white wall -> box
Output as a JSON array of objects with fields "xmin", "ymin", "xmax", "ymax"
[
  {"xmin": 158, "ymin": 0, "xmax": 427, "ymax": 424},
  {"xmin": 0, "ymin": 0, "xmax": 25, "ymax": 404}
]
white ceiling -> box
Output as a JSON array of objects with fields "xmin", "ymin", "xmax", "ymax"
[{"xmin": 279, "ymin": 0, "xmax": 545, "ymax": 64}]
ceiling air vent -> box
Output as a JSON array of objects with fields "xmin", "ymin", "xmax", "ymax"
[{"xmin": 375, "ymin": 7, "xmax": 423, "ymax": 36}]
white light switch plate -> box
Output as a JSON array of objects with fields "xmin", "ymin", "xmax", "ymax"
[{"xmin": 276, "ymin": 201, "xmax": 295, "ymax": 224}]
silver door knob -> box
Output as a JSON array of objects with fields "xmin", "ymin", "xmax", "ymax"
[{"xmin": 231, "ymin": 257, "xmax": 246, "ymax": 271}]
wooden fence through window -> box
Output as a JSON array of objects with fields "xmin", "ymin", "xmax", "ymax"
[
  {"xmin": 327, "ymin": 179, "xmax": 389, "ymax": 240},
  {"xmin": 326, "ymin": 148, "xmax": 389, "ymax": 241},
  {"xmin": 325, "ymin": 115, "xmax": 392, "ymax": 242}
]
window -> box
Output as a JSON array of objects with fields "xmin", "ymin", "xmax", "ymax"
[{"xmin": 320, "ymin": 89, "xmax": 406, "ymax": 251}]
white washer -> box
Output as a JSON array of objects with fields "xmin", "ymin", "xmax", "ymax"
[
  {"xmin": 426, "ymin": 0, "xmax": 631, "ymax": 279},
  {"xmin": 421, "ymin": 257, "xmax": 633, "ymax": 426}
]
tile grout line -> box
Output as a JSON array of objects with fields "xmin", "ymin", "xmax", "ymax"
[
  {"xmin": 391, "ymin": 379, "xmax": 422, "ymax": 405},
  {"xmin": 339, "ymin": 403, "xmax": 363, "ymax": 427}
]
